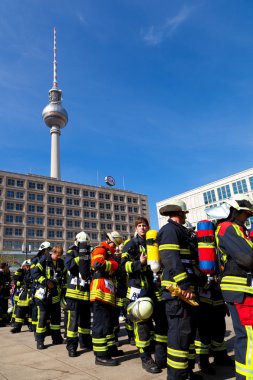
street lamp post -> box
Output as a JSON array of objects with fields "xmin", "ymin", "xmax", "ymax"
[{"xmin": 22, "ymin": 243, "xmax": 32, "ymax": 260}]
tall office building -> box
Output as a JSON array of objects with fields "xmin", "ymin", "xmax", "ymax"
[
  {"xmin": 156, "ymin": 168, "xmax": 253, "ymax": 228},
  {"xmin": 0, "ymin": 170, "xmax": 149, "ymax": 253}
]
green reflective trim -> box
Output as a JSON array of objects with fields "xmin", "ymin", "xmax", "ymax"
[{"xmin": 159, "ymin": 244, "xmax": 180, "ymax": 251}]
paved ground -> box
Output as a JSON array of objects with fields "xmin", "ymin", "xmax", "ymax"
[{"xmin": 0, "ymin": 317, "xmax": 235, "ymax": 380}]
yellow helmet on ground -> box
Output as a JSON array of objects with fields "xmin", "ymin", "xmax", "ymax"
[{"xmin": 127, "ymin": 297, "xmax": 154, "ymax": 323}]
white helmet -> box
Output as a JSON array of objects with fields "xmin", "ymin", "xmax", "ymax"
[
  {"xmin": 159, "ymin": 200, "xmax": 189, "ymax": 216},
  {"xmin": 127, "ymin": 297, "xmax": 154, "ymax": 323},
  {"xmin": 224, "ymin": 195, "xmax": 253, "ymax": 213},
  {"xmin": 75, "ymin": 231, "xmax": 90, "ymax": 246},
  {"xmin": 39, "ymin": 241, "xmax": 52, "ymax": 252},
  {"xmin": 21, "ymin": 259, "xmax": 31, "ymax": 267},
  {"xmin": 106, "ymin": 231, "xmax": 123, "ymax": 246}
]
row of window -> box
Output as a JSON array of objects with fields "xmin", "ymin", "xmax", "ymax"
[{"xmin": 203, "ymin": 179, "xmax": 250, "ymax": 205}]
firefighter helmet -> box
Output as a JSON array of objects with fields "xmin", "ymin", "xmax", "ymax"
[
  {"xmin": 38, "ymin": 241, "xmax": 52, "ymax": 252},
  {"xmin": 106, "ymin": 231, "xmax": 123, "ymax": 246},
  {"xmin": 21, "ymin": 259, "xmax": 31, "ymax": 267},
  {"xmin": 127, "ymin": 297, "xmax": 154, "ymax": 323},
  {"xmin": 159, "ymin": 200, "xmax": 189, "ymax": 216},
  {"xmin": 74, "ymin": 231, "xmax": 90, "ymax": 246},
  {"xmin": 224, "ymin": 195, "xmax": 253, "ymax": 214}
]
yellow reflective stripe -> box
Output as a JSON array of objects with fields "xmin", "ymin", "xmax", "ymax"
[
  {"xmin": 167, "ymin": 358, "xmax": 188, "ymax": 369},
  {"xmin": 222, "ymin": 276, "xmax": 247, "ymax": 285},
  {"xmin": 37, "ymin": 263, "xmax": 43, "ymax": 271},
  {"xmin": 167, "ymin": 347, "xmax": 188, "ymax": 358},
  {"xmin": 38, "ymin": 276, "xmax": 45, "ymax": 284},
  {"xmin": 92, "ymin": 337, "xmax": 107, "ymax": 344},
  {"xmin": 125, "ymin": 262, "xmax": 133, "ymax": 273},
  {"xmin": 198, "ymin": 242, "xmax": 216, "ymax": 249},
  {"xmin": 246, "ymin": 326, "xmax": 253, "ymax": 368},
  {"xmin": 50, "ymin": 324, "xmax": 60, "ymax": 330},
  {"xmin": 154, "ymin": 334, "xmax": 167, "ymax": 343},
  {"xmin": 74, "ymin": 257, "xmax": 80, "ymax": 265},
  {"xmin": 233, "ymin": 225, "xmax": 253, "ymax": 249},
  {"xmin": 159, "ymin": 244, "xmax": 180, "ymax": 251},
  {"xmin": 105, "ymin": 261, "xmax": 111, "ymax": 271},
  {"xmin": 180, "ymin": 249, "xmax": 190, "ymax": 255},
  {"xmin": 236, "ymin": 361, "xmax": 253, "ymax": 376},
  {"xmin": 161, "ymin": 280, "xmax": 176, "ymax": 287},
  {"xmin": 220, "ymin": 284, "xmax": 253, "ymax": 294},
  {"xmin": 92, "ymin": 254, "xmax": 104, "ymax": 260},
  {"xmin": 78, "ymin": 327, "xmax": 90, "ymax": 334},
  {"xmin": 174, "ymin": 272, "xmax": 188, "ymax": 283}
]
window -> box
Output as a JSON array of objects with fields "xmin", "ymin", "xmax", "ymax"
[
  {"xmin": 232, "ymin": 179, "xmax": 248, "ymax": 194},
  {"xmin": 121, "ymin": 215, "xmax": 126, "ymax": 221},
  {"xmin": 28, "ymin": 205, "xmax": 35, "ymax": 212},
  {"xmin": 128, "ymin": 207, "xmax": 133, "ymax": 213},
  {"xmin": 119, "ymin": 196, "xmax": 124, "ymax": 202},
  {"xmin": 83, "ymin": 190, "xmax": 88, "ymax": 197},
  {"xmin": 84, "ymin": 211, "xmax": 90, "ymax": 218},
  {"xmin": 66, "ymin": 187, "xmax": 73, "ymax": 195},
  {"xmin": 16, "ymin": 192, "xmax": 24, "ymax": 199},
  {"xmin": 203, "ymin": 190, "xmax": 216, "ymax": 205},
  {"xmin": 115, "ymin": 225, "xmax": 121, "ymax": 231},
  {"xmin": 48, "ymin": 207, "xmax": 55, "ymax": 214},
  {"xmin": 7, "ymin": 191, "xmax": 14, "ymax": 198},
  {"xmin": 133, "ymin": 198, "xmax": 138, "ymax": 204},
  {"xmin": 122, "ymin": 225, "xmax": 127, "ymax": 231},
  {"xmin": 48, "ymin": 196, "xmax": 55, "ymax": 203},
  {"xmin": 5, "ymin": 215, "xmax": 13, "ymax": 223},
  {"xmin": 134, "ymin": 207, "xmax": 138, "ymax": 213},
  {"xmin": 14, "ymin": 241, "xmax": 22, "ymax": 249},
  {"xmin": 56, "ymin": 231, "xmax": 63, "ymax": 238},
  {"xmin": 6, "ymin": 202, "xmax": 14, "ymax": 210},
  {"xmin": 5, "ymin": 228, "xmax": 13, "ymax": 236},
  {"xmin": 90, "ymin": 191, "xmax": 96, "ymax": 197},
  {"xmin": 115, "ymin": 215, "xmax": 120, "ymax": 221},
  {"xmin": 217, "ymin": 185, "xmax": 231, "ymax": 200},
  {"xmin": 56, "ymin": 197, "xmax": 62, "ymax": 204},
  {"xmin": 48, "ymin": 185, "xmax": 55, "ymax": 192},
  {"xmin": 36, "ymin": 217, "xmax": 44, "ymax": 225},
  {"xmin": 114, "ymin": 205, "xmax": 119, "ymax": 211},
  {"xmin": 107, "ymin": 224, "xmax": 112, "ymax": 230},
  {"xmin": 90, "ymin": 201, "xmax": 96, "ymax": 208},
  {"xmin": 129, "ymin": 216, "xmax": 134, "ymax": 222},
  {"xmin": 74, "ymin": 221, "xmax": 81, "ymax": 228},
  {"xmin": 67, "ymin": 220, "xmax": 73, "ymax": 227},
  {"xmin": 83, "ymin": 201, "xmax": 89, "ymax": 207},
  {"xmin": 100, "ymin": 213, "xmax": 105, "ymax": 219},
  {"xmin": 67, "ymin": 231, "xmax": 73, "ymax": 239},
  {"xmin": 128, "ymin": 197, "xmax": 132, "ymax": 203},
  {"xmin": 250, "ymin": 177, "xmax": 253, "ymax": 190},
  {"xmin": 114, "ymin": 195, "xmax": 119, "ymax": 201},
  {"xmin": 67, "ymin": 198, "xmax": 73, "ymax": 205},
  {"xmin": 37, "ymin": 206, "xmax": 43, "ymax": 213},
  {"xmin": 48, "ymin": 219, "xmax": 55, "ymax": 226},
  {"xmin": 7, "ymin": 178, "xmax": 15, "ymax": 186},
  {"xmin": 74, "ymin": 189, "xmax": 79, "ymax": 195},
  {"xmin": 37, "ymin": 194, "xmax": 43, "ymax": 201},
  {"xmin": 15, "ymin": 216, "xmax": 22, "ymax": 223},
  {"xmin": 101, "ymin": 223, "xmax": 106, "ymax": 229},
  {"xmin": 56, "ymin": 219, "xmax": 63, "ymax": 226},
  {"xmin": 56, "ymin": 186, "xmax": 62, "ymax": 193},
  {"xmin": 91, "ymin": 212, "xmax": 96, "ymax": 218},
  {"xmin": 56, "ymin": 208, "xmax": 62, "ymax": 215},
  {"xmin": 16, "ymin": 204, "xmax": 23, "ymax": 211},
  {"xmin": 99, "ymin": 203, "xmax": 105, "ymax": 209},
  {"xmin": 74, "ymin": 210, "xmax": 80, "ymax": 216},
  {"xmin": 91, "ymin": 222, "xmax": 97, "ymax": 229},
  {"xmin": 120, "ymin": 205, "xmax": 125, "ymax": 211},
  {"xmin": 84, "ymin": 222, "xmax": 90, "ymax": 228},
  {"xmin": 91, "ymin": 233, "xmax": 97, "ymax": 240},
  {"xmin": 105, "ymin": 204, "xmax": 111, "ymax": 210},
  {"xmin": 28, "ymin": 181, "xmax": 35, "ymax": 189},
  {"xmin": 27, "ymin": 229, "xmax": 34, "ymax": 237},
  {"xmin": 67, "ymin": 209, "xmax": 73, "ymax": 216},
  {"xmin": 36, "ymin": 230, "xmax": 43, "ymax": 237},
  {"xmin": 28, "ymin": 193, "xmax": 35, "ymax": 201},
  {"xmin": 48, "ymin": 230, "xmax": 55, "ymax": 238},
  {"xmin": 37, "ymin": 183, "xmax": 43, "ymax": 190},
  {"xmin": 99, "ymin": 193, "xmax": 104, "ymax": 199},
  {"xmin": 3, "ymin": 240, "xmax": 12, "ymax": 249},
  {"xmin": 106, "ymin": 214, "xmax": 111, "ymax": 220},
  {"xmin": 27, "ymin": 217, "xmax": 35, "ymax": 225},
  {"xmin": 74, "ymin": 199, "xmax": 80, "ymax": 206},
  {"xmin": 105, "ymin": 194, "xmax": 110, "ymax": 200},
  {"xmin": 17, "ymin": 180, "xmax": 24, "ymax": 187}
]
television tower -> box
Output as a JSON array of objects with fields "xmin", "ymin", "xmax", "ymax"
[{"xmin": 42, "ymin": 27, "xmax": 68, "ymax": 180}]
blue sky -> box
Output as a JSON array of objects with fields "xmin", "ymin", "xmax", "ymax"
[{"xmin": 1, "ymin": 0, "xmax": 253, "ymax": 229}]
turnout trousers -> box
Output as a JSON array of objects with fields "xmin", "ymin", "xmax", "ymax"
[
  {"xmin": 66, "ymin": 297, "xmax": 91, "ymax": 351},
  {"xmin": 165, "ymin": 299, "xmax": 196, "ymax": 380},
  {"xmin": 35, "ymin": 298, "xmax": 62, "ymax": 344},
  {"xmin": 92, "ymin": 300, "xmax": 117, "ymax": 358},
  {"xmin": 228, "ymin": 302, "xmax": 253, "ymax": 380}
]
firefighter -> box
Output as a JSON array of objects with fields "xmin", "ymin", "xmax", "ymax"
[
  {"xmin": 215, "ymin": 194, "xmax": 253, "ymax": 380},
  {"xmin": 0, "ymin": 262, "xmax": 11, "ymax": 327},
  {"xmin": 64, "ymin": 231, "xmax": 93, "ymax": 357},
  {"xmin": 121, "ymin": 217, "xmax": 162, "ymax": 374},
  {"xmin": 31, "ymin": 245, "xmax": 66, "ymax": 349},
  {"xmin": 90, "ymin": 231, "xmax": 123, "ymax": 366},
  {"xmin": 157, "ymin": 200, "xmax": 203, "ymax": 380},
  {"xmin": 10, "ymin": 260, "xmax": 33, "ymax": 333},
  {"xmin": 30, "ymin": 241, "xmax": 52, "ymax": 332}
]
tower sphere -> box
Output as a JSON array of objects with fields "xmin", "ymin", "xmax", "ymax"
[{"xmin": 42, "ymin": 101, "xmax": 68, "ymax": 129}]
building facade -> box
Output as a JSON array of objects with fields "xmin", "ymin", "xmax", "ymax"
[
  {"xmin": 157, "ymin": 168, "xmax": 253, "ymax": 228},
  {"xmin": 0, "ymin": 170, "xmax": 149, "ymax": 253}
]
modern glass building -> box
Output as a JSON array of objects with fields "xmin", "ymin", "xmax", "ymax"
[{"xmin": 156, "ymin": 168, "xmax": 253, "ymax": 228}]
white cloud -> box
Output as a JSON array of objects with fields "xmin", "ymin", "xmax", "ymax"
[
  {"xmin": 76, "ymin": 12, "xmax": 88, "ymax": 26},
  {"xmin": 142, "ymin": 6, "xmax": 192, "ymax": 46}
]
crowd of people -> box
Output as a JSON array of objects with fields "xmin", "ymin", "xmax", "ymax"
[{"xmin": 1, "ymin": 194, "xmax": 253, "ymax": 380}]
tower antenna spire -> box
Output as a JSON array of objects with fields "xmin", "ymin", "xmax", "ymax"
[{"xmin": 53, "ymin": 26, "xmax": 58, "ymax": 89}]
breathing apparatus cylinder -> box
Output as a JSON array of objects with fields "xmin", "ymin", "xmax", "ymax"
[
  {"xmin": 196, "ymin": 220, "xmax": 217, "ymax": 275},
  {"xmin": 146, "ymin": 230, "xmax": 160, "ymax": 273},
  {"xmin": 127, "ymin": 297, "xmax": 154, "ymax": 323}
]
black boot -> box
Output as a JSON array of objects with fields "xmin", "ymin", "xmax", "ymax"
[
  {"xmin": 68, "ymin": 349, "xmax": 77, "ymax": 357},
  {"xmin": 10, "ymin": 327, "xmax": 21, "ymax": 334},
  {"xmin": 186, "ymin": 371, "xmax": 204, "ymax": 380},
  {"xmin": 37, "ymin": 342, "xmax": 46, "ymax": 350},
  {"xmin": 142, "ymin": 358, "xmax": 162, "ymax": 374},
  {"xmin": 213, "ymin": 351, "xmax": 235, "ymax": 367},
  {"xmin": 199, "ymin": 354, "xmax": 215, "ymax": 375},
  {"xmin": 95, "ymin": 356, "xmax": 118, "ymax": 366}
]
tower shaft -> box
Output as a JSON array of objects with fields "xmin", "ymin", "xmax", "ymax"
[{"xmin": 50, "ymin": 126, "xmax": 61, "ymax": 179}]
